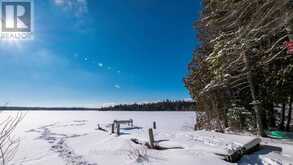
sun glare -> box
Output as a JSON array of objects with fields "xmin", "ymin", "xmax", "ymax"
[{"xmin": 0, "ymin": 37, "xmax": 24, "ymax": 49}]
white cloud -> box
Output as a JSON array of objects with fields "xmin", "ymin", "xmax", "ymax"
[
  {"xmin": 53, "ymin": 0, "xmax": 88, "ymax": 17},
  {"xmin": 114, "ymin": 84, "xmax": 121, "ymax": 89},
  {"xmin": 53, "ymin": 0, "xmax": 94, "ymax": 34}
]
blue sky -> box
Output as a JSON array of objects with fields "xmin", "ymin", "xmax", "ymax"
[{"xmin": 0, "ymin": 0, "xmax": 201, "ymax": 107}]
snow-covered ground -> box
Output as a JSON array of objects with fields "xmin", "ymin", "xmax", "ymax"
[{"xmin": 2, "ymin": 111, "xmax": 292, "ymax": 165}]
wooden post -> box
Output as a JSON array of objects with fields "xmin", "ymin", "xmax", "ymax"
[
  {"xmin": 130, "ymin": 119, "xmax": 133, "ymax": 127},
  {"xmin": 153, "ymin": 121, "xmax": 156, "ymax": 129},
  {"xmin": 148, "ymin": 128, "xmax": 155, "ymax": 148},
  {"xmin": 111, "ymin": 123, "xmax": 115, "ymax": 134},
  {"xmin": 117, "ymin": 123, "xmax": 120, "ymax": 136}
]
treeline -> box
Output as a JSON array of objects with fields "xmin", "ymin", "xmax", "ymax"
[
  {"xmin": 0, "ymin": 107, "xmax": 99, "ymax": 111},
  {"xmin": 185, "ymin": 0, "xmax": 293, "ymax": 136},
  {"xmin": 98, "ymin": 100, "xmax": 196, "ymax": 111}
]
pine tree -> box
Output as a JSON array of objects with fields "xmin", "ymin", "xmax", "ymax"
[{"xmin": 185, "ymin": 0, "xmax": 293, "ymax": 136}]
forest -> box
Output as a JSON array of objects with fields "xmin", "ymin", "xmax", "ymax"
[
  {"xmin": 185, "ymin": 0, "xmax": 293, "ymax": 136},
  {"xmin": 98, "ymin": 100, "xmax": 196, "ymax": 111}
]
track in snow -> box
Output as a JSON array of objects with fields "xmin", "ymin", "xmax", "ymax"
[{"xmin": 27, "ymin": 121, "xmax": 97, "ymax": 165}]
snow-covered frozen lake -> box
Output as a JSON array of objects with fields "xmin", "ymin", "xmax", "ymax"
[
  {"xmin": 10, "ymin": 111, "xmax": 197, "ymax": 165},
  {"xmin": 2, "ymin": 111, "xmax": 292, "ymax": 165}
]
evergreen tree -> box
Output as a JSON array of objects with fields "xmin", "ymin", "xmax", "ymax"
[{"xmin": 185, "ymin": 0, "xmax": 293, "ymax": 136}]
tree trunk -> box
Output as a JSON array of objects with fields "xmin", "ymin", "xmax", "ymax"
[
  {"xmin": 224, "ymin": 108, "xmax": 229, "ymax": 128},
  {"xmin": 284, "ymin": 1, "xmax": 293, "ymax": 132},
  {"xmin": 282, "ymin": 0, "xmax": 293, "ymax": 131},
  {"xmin": 244, "ymin": 52, "xmax": 266, "ymax": 137},
  {"xmin": 248, "ymin": 76, "xmax": 265, "ymax": 136},
  {"xmin": 286, "ymin": 96, "xmax": 292, "ymax": 131},
  {"xmin": 279, "ymin": 103, "xmax": 286, "ymax": 131},
  {"xmin": 261, "ymin": 109, "xmax": 268, "ymax": 130},
  {"xmin": 267, "ymin": 102, "xmax": 275, "ymax": 128},
  {"xmin": 212, "ymin": 95, "xmax": 224, "ymax": 132},
  {"xmin": 286, "ymin": 1, "xmax": 293, "ymax": 41}
]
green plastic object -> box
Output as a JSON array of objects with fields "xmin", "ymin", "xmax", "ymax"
[{"xmin": 268, "ymin": 131, "xmax": 289, "ymax": 139}]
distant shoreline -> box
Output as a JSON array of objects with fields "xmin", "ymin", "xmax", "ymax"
[
  {"xmin": 0, "ymin": 107, "xmax": 99, "ymax": 111},
  {"xmin": 0, "ymin": 107, "xmax": 194, "ymax": 112},
  {"xmin": 0, "ymin": 100, "xmax": 196, "ymax": 112}
]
